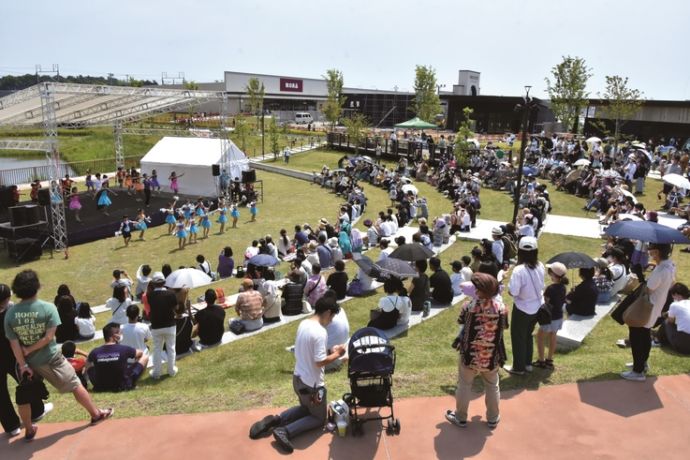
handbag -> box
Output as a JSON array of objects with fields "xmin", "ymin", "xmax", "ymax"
[
  {"xmin": 346, "ymin": 278, "xmax": 363, "ymax": 297},
  {"xmin": 611, "ymin": 282, "xmax": 647, "ymax": 325},
  {"xmin": 229, "ymin": 320, "xmax": 245, "ymax": 335},
  {"xmin": 622, "ymin": 286, "xmax": 653, "ymax": 327}
]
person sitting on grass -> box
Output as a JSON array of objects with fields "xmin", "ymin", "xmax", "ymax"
[
  {"xmin": 86, "ymin": 323, "xmax": 148, "ymax": 392},
  {"xmin": 120, "ymin": 305, "xmax": 152, "ymax": 355},
  {"xmin": 368, "ymin": 277, "xmax": 411, "ymax": 330},
  {"xmin": 61, "ymin": 341, "xmax": 89, "ymax": 388},
  {"xmin": 654, "ymin": 282, "xmax": 690, "ymax": 355},
  {"xmin": 326, "ymin": 260, "xmax": 349, "ymax": 300},
  {"xmin": 534, "ymin": 262, "xmax": 568, "ymax": 370},
  {"xmin": 304, "ymin": 263, "xmax": 327, "ymax": 309},
  {"xmin": 193, "ymin": 289, "xmax": 225, "ymax": 347},
  {"xmin": 231, "ymin": 279, "xmax": 264, "ymax": 333},
  {"xmin": 429, "ymin": 257, "xmax": 454, "ymax": 306}
]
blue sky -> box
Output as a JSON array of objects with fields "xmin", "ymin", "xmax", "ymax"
[{"xmin": 3, "ymin": 0, "xmax": 689, "ymax": 100}]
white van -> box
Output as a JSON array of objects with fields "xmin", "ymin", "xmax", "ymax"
[{"xmin": 294, "ymin": 112, "xmax": 313, "ymax": 125}]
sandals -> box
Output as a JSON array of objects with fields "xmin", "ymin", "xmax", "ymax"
[
  {"xmin": 532, "ymin": 360, "xmax": 547, "ymax": 368},
  {"xmin": 91, "ymin": 408, "xmax": 114, "ymax": 425},
  {"xmin": 544, "ymin": 359, "xmax": 555, "ymax": 370}
]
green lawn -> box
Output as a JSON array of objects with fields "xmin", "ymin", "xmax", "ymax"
[{"xmin": 3, "ymin": 149, "xmax": 689, "ymax": 423}]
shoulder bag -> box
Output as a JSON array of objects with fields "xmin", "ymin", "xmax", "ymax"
[{"xmin": 622, "ymin": 285, "xmax": 654, "ymax": 327}]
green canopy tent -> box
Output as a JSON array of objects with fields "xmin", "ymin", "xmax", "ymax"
[{"xmin": 394, "ymin": 117, "xmax": 438, "ymax": 129}]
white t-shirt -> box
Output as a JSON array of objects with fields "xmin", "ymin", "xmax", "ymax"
[
  {"xmin": 107, "ymin": 297, "xmax": 132, "ymax": 325},
  {"xmin": 326, "ymin": 309, "xmax": 350, "ymax": 351},
  {"xmin": 669, "ymin": 299, "xmax": 690, "ymax": 334},
  {"xmin": 74, "ymin": 315, "xmax": 96, "ymax": 337},
  {"xmin": 645, "ymin": 260, "xmax": 676, "ymax": 329},
  {"xmin": 294, "ymin": 318, "xmax": 328, "ymax": 388},
  {"xmin": 120, "ymin": 322, "xmax": 152, "ymax": 353},
  {"xmin": 508, "ymin": 263, "xmax": 545, "ymax": 314}
]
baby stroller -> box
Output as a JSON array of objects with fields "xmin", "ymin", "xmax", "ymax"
[{"xmin": 343, "ymin": 327, "xmax": 400, "ymax": 436}]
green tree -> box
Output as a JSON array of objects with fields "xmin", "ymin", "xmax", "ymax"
[
  {"xmin": 598, "ymin": 75, "xmax": 644, "ymax": 150},
  {"xmin": 232, "ymin": 115, "xmax": 251, "ymax": 153},
  {"xmin": 412, "ymin": 65, "xmax": 442, "ymax": 122},
  {"xmin": 245, "ymin": 77, "xmax": 265, "ymax": 118},
  {"xmin": 454, "ymin": 107, "xmax": 476, "ymax": 168},
  {"xmin": 183, "ymin": 80, "xmax": 199, "ymax": 90},
  {"xmin": 268, "ymin": 117, "xmax": 281, "ymax": 161},
  {"xmin": 322, "ymin": 69, "xmax": 346, "ymax": 131},
  {"xmin": 545, "ymin": 56, "xmax": 592, "ymax": 133},
  {"xmin": 342, "ymin": 113, "xmax": 369, "ymax": 155}
]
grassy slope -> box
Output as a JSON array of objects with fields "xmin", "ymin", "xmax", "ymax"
[{"xmin": 4, "ymin": 149, "xmax": 689, "ymax": 422}]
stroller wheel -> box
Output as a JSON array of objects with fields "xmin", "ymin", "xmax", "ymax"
[{"xmin": 394, "ymin": 418, "xmax": 401, "ymax": 435}]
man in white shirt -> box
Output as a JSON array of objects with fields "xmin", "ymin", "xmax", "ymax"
[
  {"xmin": 491, "ymin": 227, "xmax": 504, "ymax": 264},
  {"xmin": 119, "ymin": 305, "xmax": 152, "ymax": 355},
  {"xmin": 249, "ymin": 297, "xmax": 346, "ymax": 453}
]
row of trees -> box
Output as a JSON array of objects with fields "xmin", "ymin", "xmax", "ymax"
[
  {"xmin": 545, "ymin": 56, "xmax": 644, "ymax": 146},
  {"xmin": 0, "ymin": 74, "xmax": 158, "ymax": 90}
]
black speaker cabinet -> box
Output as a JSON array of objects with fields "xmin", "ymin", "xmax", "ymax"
[
  {"xmin": 242, "ymin": 169, "xmax": 256, "ymax": 183},
  {"xmin": 7, "ymin": 238, "xmax": 41, "ymax": 262},
  {"xmin": 37, "ymin": 188, "xmax": 51, "ymax": 206},
  {"xmin": 0, "ymin": 186, "xmax": 16, "ymax": 209},
  {"xmin": 9, "ymin": 206, "xmax": 27, "ymax": 227},
  {"xmin": 212, "ymin": 164, "xmax": 221, "ymax": 176},
  {"xmin": 23, "ymin": 205, "xmax": 41, "ymax": 225}
]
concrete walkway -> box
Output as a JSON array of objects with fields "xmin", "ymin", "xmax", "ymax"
[{"xmin": 4, "ymin": 374, "xmax": 689, "ymax": 459}]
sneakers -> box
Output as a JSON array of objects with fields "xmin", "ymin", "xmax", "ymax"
[
  {"xmin": 620, "ymin": 370, "xmax": 646, "ymax": 382},
  {"xmin": 487, "ymin": 416, "xmax": 501, "ymax": 429},
  {"xmin": 32, "ymin": 402, "xmax": 54, "ymax": 422},
  {"xmin": 616, "ymin": 339, "xmax": 629, "ymax": 348},
  {"xmin": 8, "ymin": 427, "xmax": 21, "ymax": 437},
  {"xmin": 525, "ymin": 365, "xmax": 534, "ymax": 372},
  {"xmin": 249, "ymin": 415, "xmax": 281, "ymax": 439},
  {"xmin": 502, "ymin": 365, "xmax": 525, "ymax": 376},
  {"xmin": 25, "ymin": 424, "xmax": 38, "ymax": 441},
  {"xmin": 625, "ymin": 362, "xmax": 650, "ymax": 373},
  {"xmin": 272, "ymin": 427, "xmax": 293, "ymax": 454},
  {"xmin": 169, "ymin": 366, "xmax": 179, "ymax": 377},
  {"xmin": 445, "ymin": 410, "xmax": 467, "ymax": 428}
]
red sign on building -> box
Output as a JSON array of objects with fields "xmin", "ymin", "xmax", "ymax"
[{"xmin": 280, "ymin": 78, "xmax": 303, "ymax": 92}]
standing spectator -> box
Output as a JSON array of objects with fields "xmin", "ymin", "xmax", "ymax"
[
  {"xmin": 429, "ymin": 257, "xmax": 454, "ymax": 306},
  {"xmin": 248, "ymin": 297, "xmax": 346, "ymax": 453},
  {"xmin": 193, "ymin": 290, "xmax": 225, "ymax": 347},
  {"xmin": 86, "ymin": 323, "xmax": 148, "ymax": 392},
  {"xmin": 135, "ymin": 265, "xmax": 152, "ymax": 300},
  {"xmin": 505, "ymin": 237, "xmax": 544, "ymax": 375},
  {"xmin": 490, "ymin": 227, "xmax": 504, "ymax": 266},
  {"xmin": 147, "ymin": 272, "xmax": 178, "ymax": 379},
  {"xmin": 4, "ymin": 271, "xmax": 112, "ymax": 440},
  {"xmin": 446, "ymin": 273, "xmax": 507, "ymax": 430},
  {"xmin": 534, "ymin": 262, "xmax": 568, "ymax": 369},
  {"xmin": 0, "ymin": 283, "xmax": 51, "ymax": 437},
  {"xmin": 621, "ymin": 243, "xmax": 675, "ymax": 381}
]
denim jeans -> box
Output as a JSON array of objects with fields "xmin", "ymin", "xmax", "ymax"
[{"xmin": 279, "ymin": 375, "xmax": 327, "ymax": 439}]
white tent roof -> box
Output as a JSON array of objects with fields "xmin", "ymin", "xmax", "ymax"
[{"xmin": 141, "ymin": 137, "xmax": 224, "ymax": 167}]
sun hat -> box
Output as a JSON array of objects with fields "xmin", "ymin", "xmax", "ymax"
[
  {"xmin": 151, "ymin": 272, "xmax": 166, "ymax": 283},
  {"xmin": 491, "ymin": 226, "xmax": 504, "ymax": 237}
]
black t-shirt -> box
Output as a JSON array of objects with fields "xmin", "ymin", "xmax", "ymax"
[
  {"xmin": 326, "ymin": 271, "xmax": 349, "ymax": 300},
  {"xmin": 175, "ymin": 316, "xmax": 193, "ymax": 354},
  {"xmin": 87, "ymin": 344, "xmax": 136, "ymax": 392},
  {"xmin": 410, "ymin": 273, "xmax": 430, "ymax": 309},
  {"xmin": 544, "ymin": 283, "xmax": 566, "ymax": 320},
  {"xmin": 56, "ymin": 309, "xmax": 78, "ymax": 343},
  {"xmin": 195, "ymin": 305, "xmax": 225, "ymax": 346},
  {"xmin": 148, "ymin": 289, "xmax": 177, "ymax": 329},
  {"xmin": 429, "ymin": 269, "xmax": 454, "ymax": 304}
]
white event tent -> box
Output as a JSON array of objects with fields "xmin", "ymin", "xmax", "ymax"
[{"xmin": 139, "ymin": 137, "xmax": 249, "ymax": 196}]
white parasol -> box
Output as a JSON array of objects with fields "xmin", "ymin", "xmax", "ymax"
[{"xmin": 165, "ymin": 268, "xmax": 213, "ymax": 289}]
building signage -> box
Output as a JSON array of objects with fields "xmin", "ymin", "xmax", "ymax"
[{"xmin": 280, "ymin": 78, "xmax": 303, "ymax": 92}]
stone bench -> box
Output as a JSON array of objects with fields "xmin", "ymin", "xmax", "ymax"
[{"xmin": 556, "ymin": 297, "xmax": 619, "ymax": 350}]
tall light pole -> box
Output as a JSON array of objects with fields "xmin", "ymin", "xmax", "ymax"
[{"xmin": 512, "ymin": 85, "xmax": 539, "ymax": 223}]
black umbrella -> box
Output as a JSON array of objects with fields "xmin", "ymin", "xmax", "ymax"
[
  {"xmin": 248, "ymin": 254, "xmax": 279, "ymax": 267},
  {"xmin": 546, "ymin": 252, "xmax": 597, "ymax": 269},
  {"xmin": 353, "ymin": 256, "xmax": 380, "ymax": 277},
  {"xmin": 604, "ymin": 221, "xmax": 690, "ymax": 244},
  {"xmin": 389, "ymin": 243, "xmax": 435, "ymax": 261},
  {"xmin": 377, "ymin": 257, "xmax": 418, "ymax": 278}
]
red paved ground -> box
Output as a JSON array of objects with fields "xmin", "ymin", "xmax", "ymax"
[{"xmin": 2, "ymin": 374, "xmax": 689, "ymax": 459}]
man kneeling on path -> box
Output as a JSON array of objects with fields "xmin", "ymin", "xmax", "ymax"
[
  {"xmin": 87, "ymin": 322, "xmax": 148, "ymax": 392},
  {"xmin": 248, "ymin": 296, "xmax": 346, "ymax": 454}
]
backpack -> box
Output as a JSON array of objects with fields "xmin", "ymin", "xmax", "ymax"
[{"xmin": 501, "ymin": 236, "xmax": 517, "ymax": 261}]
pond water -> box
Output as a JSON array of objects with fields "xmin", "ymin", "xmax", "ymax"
[{"xmin": 0, "ymin": 156, "xmax": 77, "ymax": 185}]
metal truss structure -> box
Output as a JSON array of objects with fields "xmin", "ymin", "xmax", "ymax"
[{"xmin": 0, "ymin": 82, "xmax": 230, "ymax": 253}]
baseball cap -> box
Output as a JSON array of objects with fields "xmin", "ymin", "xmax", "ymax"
[
  {"xmin": 546, "ymin": 262, "xmax": 567, "ymax": 277},
  {"xmin": 518, "ymin": 236, "xmax": 538, "ymax": 251}
]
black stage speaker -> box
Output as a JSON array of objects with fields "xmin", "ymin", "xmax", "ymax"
[
  {"xmin": 0, "ymin": 186, "xmax": 15, "ymax": 209},
  {"xmin": 9, "ymin": 206, "xmax": 27, "ymax": 227},
  {"xmin": 242, "ymin": 169, "xmax": 256, "ymax": 183},
  {"xmin": 7, "ymin": 238, "xmax": 41, "ymax": 262},
  {"xmin": 23, "ymin": 205, "xmax": 41, "ymax": 225},
  {"xmin": 37, "ymin": 188, "xmax": 51, "ymax": 206},
  {"xmin": 212, "ymin": 164, "xmax": 221, "ymax": 176}
]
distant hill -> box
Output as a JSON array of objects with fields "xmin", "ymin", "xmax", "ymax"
[{"xmin": 0, "ymin": 74, "xmax": 158, "ymax": 91}]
